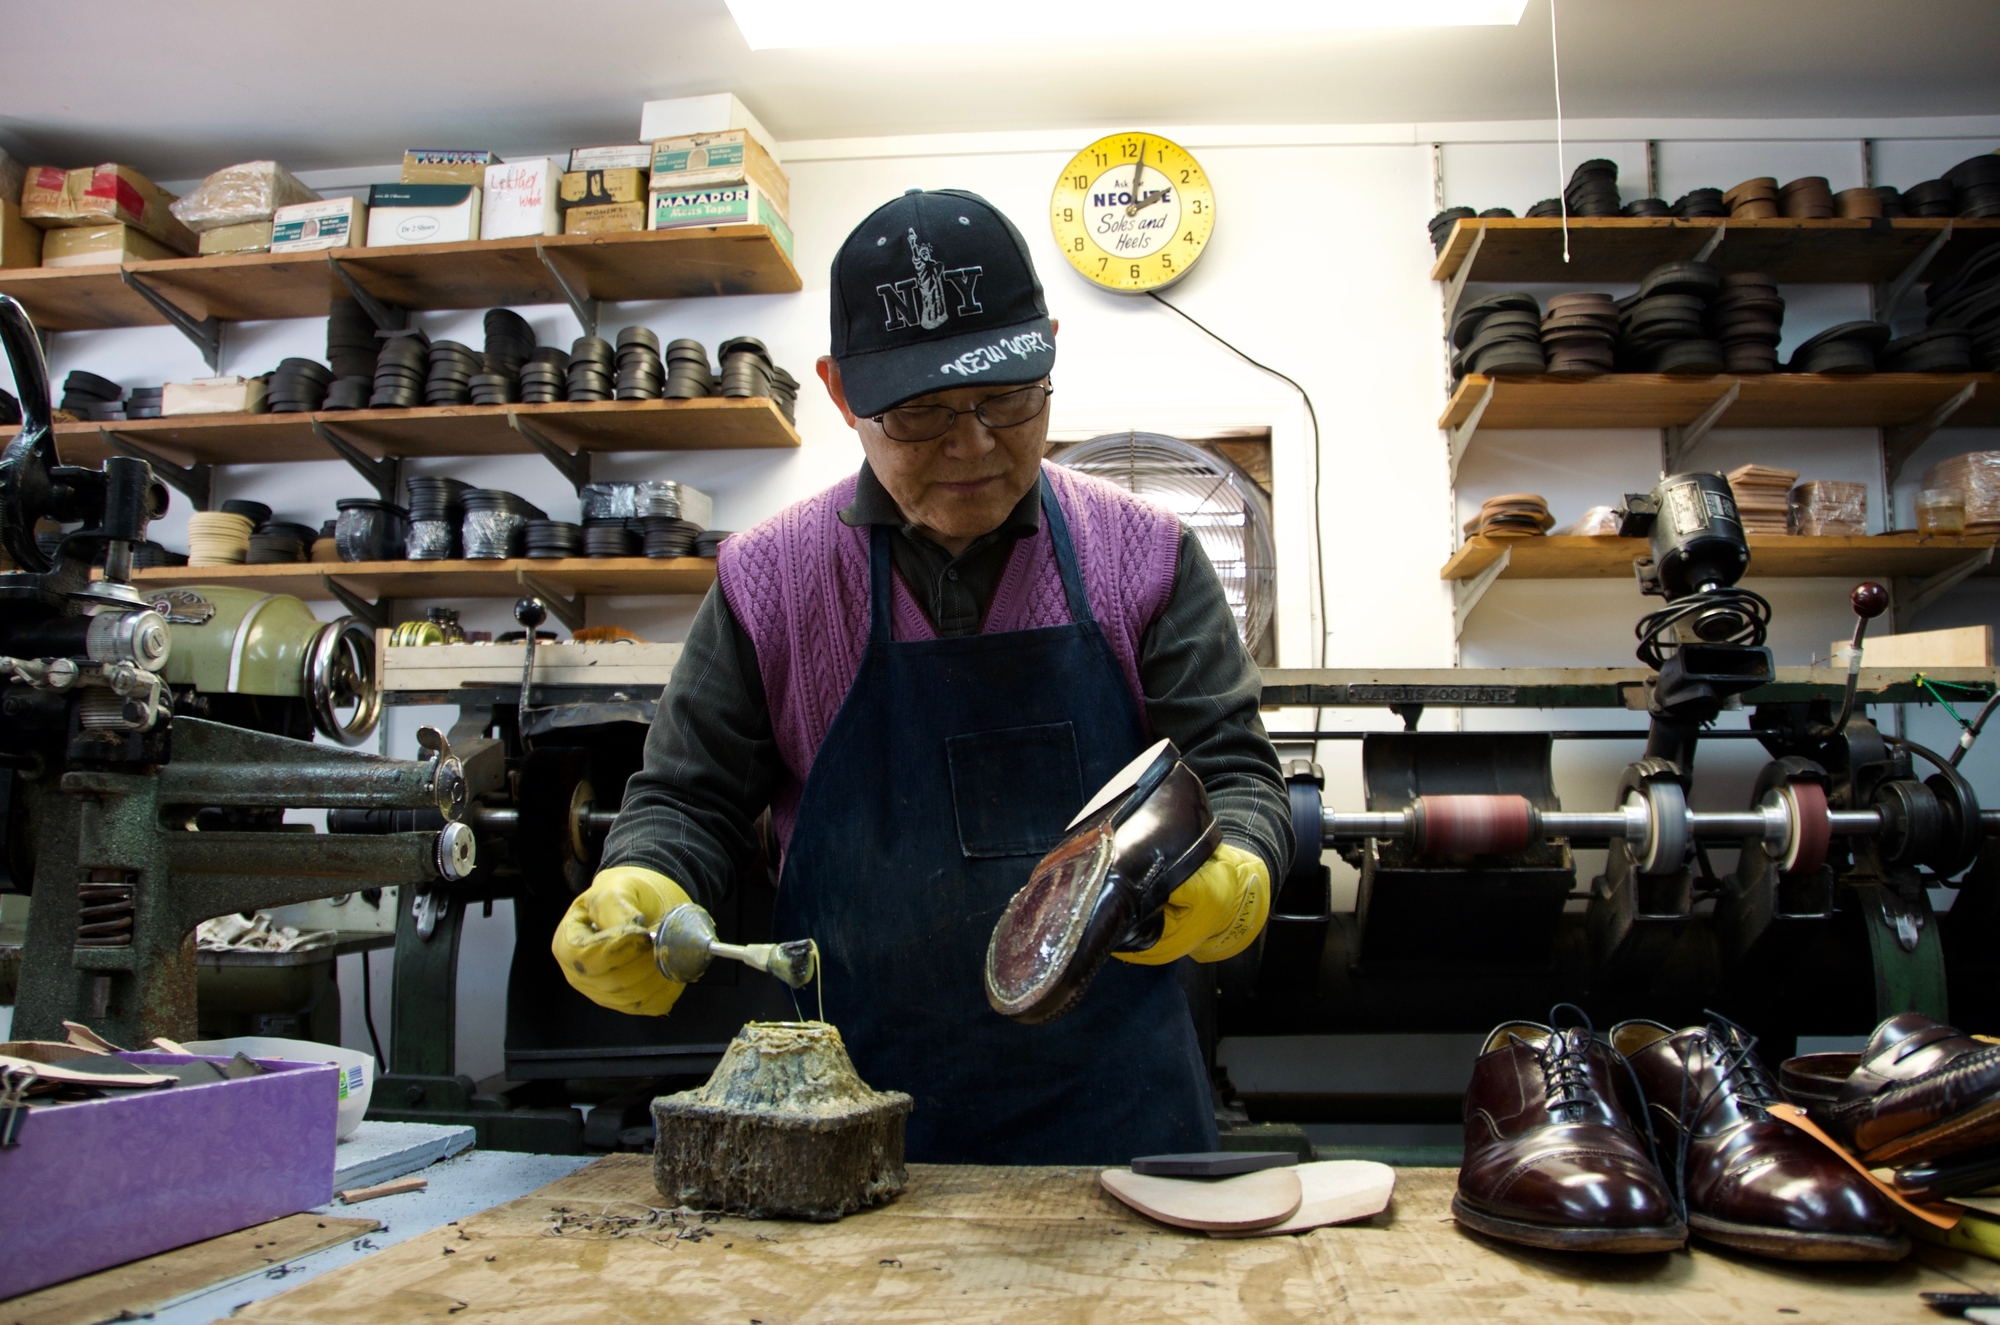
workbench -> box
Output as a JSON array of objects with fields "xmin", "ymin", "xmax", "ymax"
[{"xmin": 206, "ymin": 1157, "xmax": 2000, "ymax": 1324}]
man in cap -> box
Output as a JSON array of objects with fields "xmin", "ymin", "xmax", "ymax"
[{"xmin": 553, "ymin": 189, "xmax": 1291, "ymax": 1164}]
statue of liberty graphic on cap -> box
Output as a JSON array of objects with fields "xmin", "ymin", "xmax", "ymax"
[{"xmin": 906, "ymin": 228, "xmax": 948, "ymax": 330}]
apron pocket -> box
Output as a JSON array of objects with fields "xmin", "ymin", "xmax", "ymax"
[{"xmin": 946, "ymin": 722, "xmax": 1082, "ymax": 859}]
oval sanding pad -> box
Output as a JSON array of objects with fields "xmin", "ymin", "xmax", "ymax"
[
  {"xmin": 1207, "ymin": 1160, "xmax": 1396, "ymax": 1238},
  {"xmin": 1099, "ymin": 1165, "xmax": 1302, "ymax": 1231}
]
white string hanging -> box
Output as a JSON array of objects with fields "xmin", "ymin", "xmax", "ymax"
[{"xmin": 1551, "ymin": 0, "xmax": 1569, "ymax": 263}]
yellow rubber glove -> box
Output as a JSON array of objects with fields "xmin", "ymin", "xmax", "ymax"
[
  {"xmin": 551, "ymin": 866, "xmax": 692, "ymax": 1016},
  {"xmin": 1114, "ymin": 842, "xmax": 1271, "ymax": 967}
]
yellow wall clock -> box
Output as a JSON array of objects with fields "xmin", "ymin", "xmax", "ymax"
[{"xmin": 1050, "ymin": 131, "xmax": 1215, "ymax": 293}]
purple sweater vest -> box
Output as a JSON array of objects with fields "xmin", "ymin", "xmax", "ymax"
[{"xmin": 718, "ymin": 461, "xmax": 1183, "ymax": 849}]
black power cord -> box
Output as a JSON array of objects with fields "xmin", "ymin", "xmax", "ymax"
[
  {"xmin": 1147, "ymin": 291, "xmax": 1330, "ymax": 748},
  {"xmin": 360, "ymin": 947, "xmax": 386, "ymax": 1071}
]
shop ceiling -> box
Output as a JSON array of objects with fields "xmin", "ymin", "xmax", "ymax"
[{"xmin": 0, "ymin": 0, "xmax": 1996, "ymax": 178}]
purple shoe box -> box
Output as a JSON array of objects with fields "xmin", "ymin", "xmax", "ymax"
[{"xmin": 0, "ymin": 1052, "xmax": 338, "ymax": 1300}]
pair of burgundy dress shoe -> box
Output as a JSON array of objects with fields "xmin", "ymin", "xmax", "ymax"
[{"xmin": 1454, "ymin": 1007, "xmax": 1907, "ymax": 1260}]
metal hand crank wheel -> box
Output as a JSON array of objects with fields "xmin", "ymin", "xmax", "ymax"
[{"xmin": 306, "ymin": 615, "xmax": 381, "ymax": 744}]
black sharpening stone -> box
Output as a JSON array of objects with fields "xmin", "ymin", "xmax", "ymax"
[{"xmin": 1129, "ymin": 1151, "xmax": 1296, "ymax": 1178}]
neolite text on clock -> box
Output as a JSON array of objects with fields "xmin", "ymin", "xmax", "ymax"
[{"xmin": 1090, "ymin": 188, "xmax": 1172, "ymax": 209}]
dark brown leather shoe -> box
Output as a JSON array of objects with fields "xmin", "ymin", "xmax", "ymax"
[
  {"xmin": 1780, "ymin": 1014, "xmax": 2000, "ymax": 1165},
  {"xmin": 1614, "ymin": 1018, "xmax": 1907, "ymax": 1261},
  {"xmin": 1455, "ymin": 1013, "xmax": 1686, "ymax": 1253}
]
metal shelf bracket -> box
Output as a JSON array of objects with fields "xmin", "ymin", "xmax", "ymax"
[
  {"xmin": 1452, "ymin": 545, "xmax": 1511, "ymax": 640},
  {"xmin": 1883, "ymin": 382, "xmax": 1978, "ymax": 486},
  {"xmin": 1893, "ymin": 545, "xmax": 1994, "ymax": 633},
  {"xmin": 95, "ymin": 428, "xmax": 212, "ymax": 511},
  {"xmin": 534, "ymin": 241, "xmax": 599, "ymax": 339},
  {"xmin": 1876, "ymin": 220, "xmax": 1953, "ymax": 326},
  {"xmin": 1447, "ymin": 379, "xmax": 1497, "ymax": 482},
  {"xmin": 1439, "ymin": 222, "xmax": 1488, "ymax": 328},
  {"xmin": 1661, "ymin": 381, "xmax": 1742, "ymax": 474},
  {"xmin": 309, "ymin": 417, "xmax": 401, "ymax": 502},
  {"xmin": 515, "ymin": 570, "xmax": 585, "ymax": 632},
  {"xmin": 116, "ymin": 269, "xmax": 221, "ymax": 372},
  {"xmin": 1692, "ymin": 221, "xmax": 1727, "ymax": 264},
  {"xmin": 318, "ymin": 574, "xmax": 390, "ymax": 631},
  {"xmin": 324, "ymin": 253, "xmax": 407, "ymax": 333},
  {"xmin": 506, "ymin": 412, "xmax": 591, "ymax": 493}
]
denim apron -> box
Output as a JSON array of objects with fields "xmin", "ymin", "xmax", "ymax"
[{"xmin": 771, "ymin": 478, "xmax": 1214, "ymax": 1164}]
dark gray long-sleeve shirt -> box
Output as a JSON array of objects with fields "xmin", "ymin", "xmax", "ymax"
[{"xmin": 602, "ymin": 463, "xmax": 1292, "ymax": 906}]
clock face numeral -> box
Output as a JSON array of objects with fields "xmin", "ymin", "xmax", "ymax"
[{"xmin": 1050, "ymin": 132, "xmax": 1214, "ymax": 294}]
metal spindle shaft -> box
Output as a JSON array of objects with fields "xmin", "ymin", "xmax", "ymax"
[{"xmin": 1326, "ymin": 799, "xmax": 1886, "ymax": 846}]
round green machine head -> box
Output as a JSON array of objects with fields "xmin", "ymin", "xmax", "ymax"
[{"xmin": 153, "ymin": 585, "xmax": 326, "ymax": 697}]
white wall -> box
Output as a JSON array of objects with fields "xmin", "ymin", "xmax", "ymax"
[{"xmin": 8, "ymin": 115, "xmax": 1999, "ymax": 1080}]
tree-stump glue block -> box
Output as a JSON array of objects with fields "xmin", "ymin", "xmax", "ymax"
[{"xmin": 652, "ymin": 1020, "xmax": 913, "ymax": 1221}]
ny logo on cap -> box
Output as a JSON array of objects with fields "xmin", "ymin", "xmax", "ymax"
[{"xmin": 877, "ymin": 228, "xmax": 984, "ymax": 332}]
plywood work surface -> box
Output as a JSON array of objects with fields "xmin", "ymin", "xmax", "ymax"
[{"xmin": 233, "ymin": 1158, "xmax": 2000, "ymax": 1325}]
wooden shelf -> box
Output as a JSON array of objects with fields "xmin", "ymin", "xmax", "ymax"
[
  {"xmin": 0, "ymin": 225, "xmax": 800, "ymax": 332},
  {"xmin": 7, "ymin": 397, "xmax": 798, "ymax": 467},
  {"xmin": 1441, "ymin": 534, "xmax": 2000, "ymax": 582},
  {"xmin": 130, "ymin": 557, "xmax": 718, "ymax": 600},
  {"xmin": 1429, "ymin": 217, "xmax": 2000, "ymax": 285},
  {"xmin": 1439, "ymin": 372, "xmax": 2000, "ymax": 432},
  {"xmin": 1260, "ymin": 666, "xmax": 2000, "ymax": 708}
]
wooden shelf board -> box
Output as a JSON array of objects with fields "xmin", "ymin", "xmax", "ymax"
[
  {"xmin": 0, "ymin": 226, "xmax": 800, "ymax": 331},
  {"xmin": 130, "ymin": 557, "xmax": 718, "ymax": 600},
  {"xmin": 11, "ymin": 397, "xmax": 799, "ymax": 467},
  {"xmin": 1441, "ymin": 534, "xmax": 2000, "ymax": 581},
  {"xmin": 1438, "ymin": 372, "xmax": 2000, "ymax": 431},
  {"xmin": 1429, "ymin": 216, "xmax": 2000, "ymax": 285}
]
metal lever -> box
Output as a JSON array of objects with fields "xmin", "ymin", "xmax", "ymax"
[{"xmin": 1835, "ymin": 582, "xmax": 1889, "ymax": 734}]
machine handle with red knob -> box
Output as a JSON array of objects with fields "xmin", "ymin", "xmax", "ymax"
[{"xmin": 1835, "ymin": 582, "xmax": 1888, "ymax": 734}]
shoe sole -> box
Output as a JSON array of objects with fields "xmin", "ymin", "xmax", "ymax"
[
  {"xmin": 1861, "ymin": 1097, "xmax": 2000, "ymax": 1168},
  {"xmin": 1688, "ymin": 1213, "xmax": 1910, "ymax": 1262},
  {"xmin": 1451, "ymin": 1194, "xmax": 1687, "ymax": 1253}
]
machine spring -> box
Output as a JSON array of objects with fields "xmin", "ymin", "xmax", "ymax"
[{"xmin": 76, "ymin": 876, "xmax": 136, "ymax": 947}]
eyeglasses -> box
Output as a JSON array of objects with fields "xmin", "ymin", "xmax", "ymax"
[{"xmin": 871, "ymin": 381, "xmax": 1053, "ymax": 443}]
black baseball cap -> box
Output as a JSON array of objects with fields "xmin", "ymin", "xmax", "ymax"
[{"xmin": 829, "ymin": 188, "xmax": 1055, "ymax": 417}]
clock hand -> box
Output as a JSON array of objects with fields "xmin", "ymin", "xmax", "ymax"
[{"xmin": 1127, "ymin": 140, "xmax": 1148, "ymax": 216}]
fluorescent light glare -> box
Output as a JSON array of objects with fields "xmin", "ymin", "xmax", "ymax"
[{"xmin": 725, "ymin": 1, "xmax": 1529, "ymax": 50}]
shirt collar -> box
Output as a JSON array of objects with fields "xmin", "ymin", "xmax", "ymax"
[{"xmin": 838, "ymin": 461, "xmax": 1044, "ymax": 540}]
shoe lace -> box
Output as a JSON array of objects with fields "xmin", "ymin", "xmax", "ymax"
[
  {"xmin": 1668, "ymin": 1009, "xmax": 1779, "ymax": 1222},
  {"xmin": 1512, "ymin": 1004, "xmax": 1671, "ymax": 1218}
]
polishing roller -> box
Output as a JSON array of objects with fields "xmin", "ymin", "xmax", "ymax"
[{"xmin": 1324, "ymin": 781, "xmax": 1902, "ymax": 877}]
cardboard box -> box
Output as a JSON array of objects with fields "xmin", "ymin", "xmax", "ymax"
[
  {"xmin": 197, "ymin": 219, "xmax": 273, "ymax": 255},
  {"xmin": 568, "ymin": 144, "xmax": 654, "ymax": 172},
  {"xmin": 565, "ymin": 201, "xmax": 646, "ymax": 234},
  {"xmin": 649, "ymin": 129, "xmax": 789, "ymax": 219},
  {"xmin": 401, "ymin": 149, "xmax": 500, "ymax": 186},
  {"xmin": 0, "ymin": 198, "xmax": 40, "ymax": 269},
  {"xmin": 19, "ymin": 163, "xmax": 197, "ymax": 253},
  {"xmin": 271, "ymin": 197, "xmax": 365, "ymax": 252},
  {"xmin": 560, "ymin": 168, "xmax": 646, "ymax": 209},
  {"xmin": 0, "ymin": 1053, "xmax": 337, "ymax": 1300},
  {"xmin": 640, "ymin": 93, "xmax": 779, "ymax": 162},
  {"xmin": 163, "ymin": 375, "xmax": 268, "ymax": 415},
  {"xmin": 41, "ymin": 223, "xmax": 178, "ymax": 268},
  {"xmin": 366, "ymin": 185, "xmax": 480, "ymax": 246},
  {"xmin": 481, "ymin": 158, "xmax": 560, "ymax": 240},
  {"xmin": 648, "ymin": 183, "xmax": 793, "ymax": 257}
]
